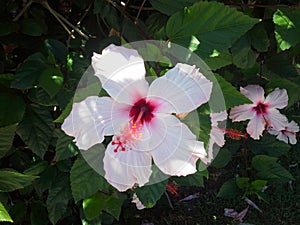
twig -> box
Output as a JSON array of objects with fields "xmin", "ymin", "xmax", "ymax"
[
  {"xmin": 13, "ymin": 0, "xmax": 33, "ymax": 21},
  {"xmin": 135, "ymin": 0, "xmax": 147, "ymax": 23},
  {"xmin": 41, "ymin": 1, "xmax": 89, "ymax": 39},
  {"xmin": 164, "ymin": 191, "xmax": 174, "ymax": 209}
]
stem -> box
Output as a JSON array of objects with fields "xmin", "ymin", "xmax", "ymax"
[
  {"xmin": 135, "ymin": 0, "xmax": 147, "ymax": 23},
  {"xmin": 164, "ymin": 191, "xmax": 174, "ymax": 209},
  {"xmin": 13, "ymin": 0, "xmax": 33, "ymax": 22}
]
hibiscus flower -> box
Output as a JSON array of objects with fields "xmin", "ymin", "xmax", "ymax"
[
  {"xmin": 229, "ymin": 85, "xmax": 288, "ymax": 139},
  {"xmin": 201, "ymin": 111, "xmax": 227, "ymax": 164},
  {"xmin": 268, "ymin": 120, "xmax": 299, "ymax": 144},
  {"xmin": 62, "ymin": 44, "xmax": 213, "ymax": 191}
]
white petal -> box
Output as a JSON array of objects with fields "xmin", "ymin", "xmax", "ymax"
[
  {"xmin": 265, "ymin": 88, "xmax": 288, "ymax": 109},
  {"xmin": 265, "ymin": 109, "xmax": 288, "ymax": 131},
  {"xmin": 148, "ymin": 114, "xmax": 206, "ymax": 176},
  {"xmin": 103, "ymin": 143, "xmax": 152, "ymax": 192},
  {"xmin": 132, "ymin": 194, "xmax": 145, "ymax": 210},
  {"xmin": 147, "ymin": 63, "xmax": 212, "ymax": 114},
  {"xmin": 268, "ymin": 128, "xmax": 280, "ymax": 136},
  {"xmin": 211, "ymin": 127, "xmax": 226, "ymax": 147},
  {"xmin": 211, "ymin": 111, "xmax": 228, "ymax": 126},
  {"xmin": 276, "ymin": 132, "xmax": 289, "ymax": 144},
  {"xmin": 246, "ymin": 115, "xmax": 266, "ymax": 139},
  {"xmin": 230, "ymin": 104, "xmax": 255, "ymax": 122},
  {"xmin": 92, "ymin": 44, "xmax": 149, "ymax": 104},
  {"xmin": 287, "ymin": 121, "xmax": 299, "ymax": 132},
  {"xmin": 240, "ymin": 85, "xmax": 265, "ymax": 103},
  {"xmin": 61, "ymin": 96, "xmax": 118, "ymax": 150},
  {"xmin": 286, "ymin": 132, "xmax": 297, "ymax": 145}
]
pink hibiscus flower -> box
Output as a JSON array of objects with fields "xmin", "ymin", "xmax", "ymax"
[
  {"xmin": 62, "ymin": 44, "xmax": 213, "ymax": 191},
  {"xmin": 230, "ymin": 85, "xmax": 288, "ymax": 139},
  {"xmin": 268, "ymin": 120, "xmax": 299, "ymax": 144}
]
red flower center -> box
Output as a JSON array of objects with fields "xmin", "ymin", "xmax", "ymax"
[
  {"xmin": 253, "ymin": 102, "xmax": 268, "ymax": 115},
  {"xmin": 129, "ymin": 98, "xmax": 156, "ymax": 124}
]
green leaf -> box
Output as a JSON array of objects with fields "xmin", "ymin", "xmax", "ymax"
[
  {"xmin": 24, "ymin": 161, "xmax": 48, "ymax": 176},
  {"xmin": 166, "ymin": 1, "xmax": 259, "ymax": 58},
  {"xmin": 11, "ymin": 53, "xmax": 47, "ymax": 89},
  {"xmin": 16, "ymin": 105, "xmax": 54, "ymax": 159},
  {"xmin": 248, "ymin": 135, "xmax": 291, "ymax": 157},
  {"xmin": 28, "ymin": 88, "xmax": 58, "ymax": 106},
  {"xmin": 211, "ymin": 74, "xmax": 251, "ymax": 111},
  {"xmin": 0, "ymin": 73, "xmax": 14, "ymax": 87},
  {"xmin": 274, "ymin": 9, "xmax": 300, "ymax": 51},
  {"xmin": 249, "ymin": 24, "xmax": 270, "ymax": 52},
  {"xmin": 34, "ymin": 166, "xmax": 58, "ymax": 194},
  {"xmin": 0, "ymin": 124, "xmax": 17, "ymax": 159},
  {"xmin": 236, "ymin": 177, "xmax": 250, "ymax": 189},
  {"xmin": 20, "ymin": 18, "xmax": 44, "ymax": 36},
  {"xmin": 135, "ymin": 180, "xmax": 167, "ymax": 208},
  {"xmin": 9, "ymin": 200, "xmax": 26, "ymax": 223},
  {"xmin": 47, "ymin": 173, "xmax": 72, "ymax": 205},
  {"xmin": 83, "ymin": 192, "xmax": 106, "ymax": 220},
  {"xmin": 47, "ymin": 202, "xmax": 67, "ymax": 225},
  {"xmin": 150, "ymin": 0, "xmax": 197, "ymax": 16},
  {"xmin": 0, "ymin": 93, "xmax": 25, "ymax": 127},
  {"xmin": 0, "ymin": 201, "xmax": 13, "ymax": 222},
  {"xmin": 210, "ymin": 148, "xmax": 232, "ymax": 168},
  {"xmin": 265, "ymin": 53, "xmax": 298, "ymax": 78},
  {"xmin": 173, "ymin": 170, "xmax": 208, "ymax": 187},
  {"xmin": 204, "ymin": 50, "xmax": 232, "ymax": 70},
  {"xmin": 0, "ymin": 170, "xmax": 38, "ymax": 192},
  {"xmin": 30, "ymin": 201, "xmax": 48, "ymax": 225},
  {"xmin": 217, "ymin": 179, "xmax": 240, "ymax": 199},
  {"xmin": 53, "ymin": 100, "xmax": 73, "ymax": 123},
  {"xmin": 231, "ymin": 34, "xmax": 256, "ymax": 69},
  {"xmin": 39, "ymin": 67, "xmax": 64, "ymax": 98},
  {"xmin": 70, "ymin": 158, "xmax": 109, "ymax": 202},
  {"xmin": 83, "ymin": 192, "xmax": 124, "ymax": 221},
  {"xmin": 252, "ymin": 155, "xmax": 294, "ymax": 182},
  {"xmin": 55, "ymin": 130, "xmax": 78, "ymax": 161},
  {"xmin": 44, "ymin": 39, "xmax": 68, "ymax": 63},
  {"xmin": 250, "ymin": 180, "xmax": 267, "ymax": 192}
]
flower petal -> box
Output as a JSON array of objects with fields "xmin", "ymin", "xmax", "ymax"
[
  {"xmin": 265, "ymin": 88, "xmax": 288, "ymax": 109},
  {"xmin": 211, "ymin": 111, "xmax": 228, "ymax": 126},
  {"xmin": 276, "ymin": 132, "xmax": 289, "ymax": 144},
  {"xmin": 92, "ymin": 44, "xmax": 149, "ymax": 104},
  {"xmin": 246, "ymin": 115, "xmax": 266, "ymax": 139},
  {"xmin": 287, "ymin": 120, "xmax": 300, "ymax": 132},
  {"xmin": 132, "ymin": 194, "xmax": 146, "ymax": 210},
  {"xmin": 148, "ymin": 114, "xmax": 206, "ymax": 176},
  {"xmin": 286, "ymin": 132, "xmax": 297, "ymax": 145},
  {"xmin": 240, "ymin": 85, "xmax": 265, "ymax": 103},
  {"xmin": 265, "ymin": 109, "xmax": 288, "ymax": 131},
  {"xmin": 147, "ymin": 63, "xmax": 212, "ymax": 114},
  {"xmin": 103, "ymin": 143, "xmax": 152, "ymax": 192},
  {"xmin": 61, "ymin": 96, "xmax": 130, "ymax": 150},
  {"xmin": 230, "ymin": 104, "xmax": 255, "ymax": 122}
]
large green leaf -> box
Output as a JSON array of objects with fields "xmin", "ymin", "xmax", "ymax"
[
  {"xmin": 0, "ymin": 93, "xmax": 25, "ymax": 127},
  {"xmin": 0, "ymin": 201, "xmax": 13, "ymax": 222},
  {"xmin": 211, "ymin": 74, "xmax": 252, "ymax": 111},
  {"xmin": 0, "ymin": 170, "xmax": 38, "ymax": 192},
  {"xmin": 248, "ymin": 135, "xmax": 291, "ymax": 157},
  {"xmin": 11, "ymin": 52, "xmax": 48, "ymax": 89},
  {"xmin": 16, "ymin": 105, "xmax": 54, "ymax": 159},
  {"xmin": 274, "ymin": 8, "xmax": 300, "ymax": 51},
  {"xmin": 217, "ymin": 179, "xmax": 240, "ymax": 199},
  {"xmin": 39, "ymin": 67, "xmax": 64, "ymax": 98},
  {"xmin": 252, "ymin": 155, "xmax": 294, "ymax": 182},
  {"xmin": 150, "ymin": 0, "xmax": 197, "ymax": 16},
  {"xmin": 47, "ymin": 173, "xmax": 72, "ymax": 205},
  {"xmin": 47, "ymin": 202, "xmax": 67, "ymax": 225},
  {"xmin": 135, "ymin": 180, "xmax": 167, "ymax": 208},
  {"xmin": 0, "ymin": 124, "xmax": 17, "ymax": 159},
  {"xmin": 55, "ymin": 130, "xmax": 78, "ymax": 161},
  {"xmin": 20, "ymin": 18, "xmax": 44, "ymax": 36},
  {"xmin": 83, "ymin": 192, "xmax": 124, "ymax": 221},
  {"xmin": 70, "ymin": 158, "xmax": 109, "ymax": 202},
  {"xmin": 231, "ymin": 34, "xmax": 256, "ymax": 69},
  {"xmin": 166, "ymin": 1, "xmax": 259, "ymax": 58}
]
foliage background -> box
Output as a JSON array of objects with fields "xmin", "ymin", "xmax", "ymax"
[{"xmin": 0, "ymin": 0, "xmax": 299, "ymax": 224}]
